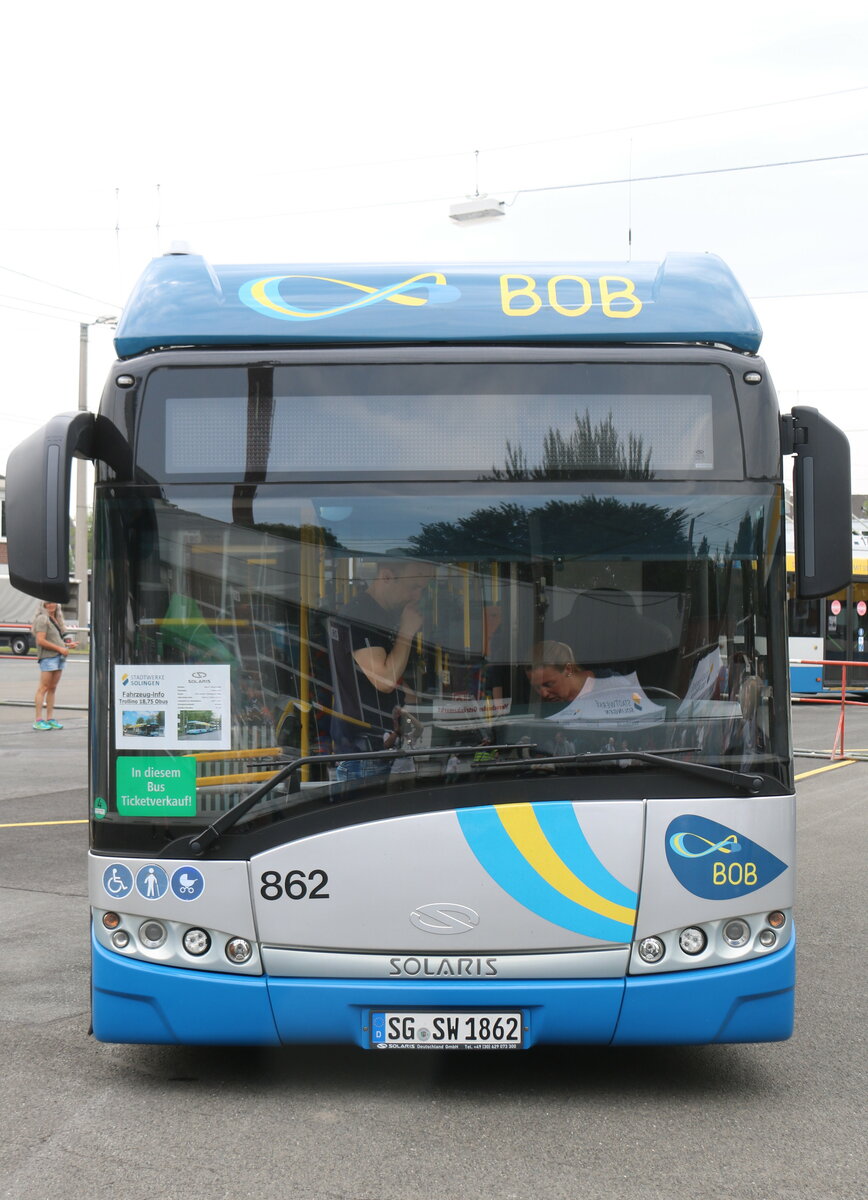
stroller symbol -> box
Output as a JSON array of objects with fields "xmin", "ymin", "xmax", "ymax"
[{"xmin": 171, "ymin": 866, "xmax": 204, "ymax": 901}]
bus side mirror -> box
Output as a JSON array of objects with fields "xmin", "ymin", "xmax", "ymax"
[
  {"xmin": 784, "ymin": 406, "xmax": 851, "ymax": 600},
  {"xmin": 5, "ymin": 411, "xmax": 96, "ymax": 602}
]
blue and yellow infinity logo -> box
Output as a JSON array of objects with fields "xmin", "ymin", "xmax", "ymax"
[
  {"xmin": 669, "ymin": 831, "xmax": 741, "ymax": 858},
  {"xmin": 457, "ymin": 802, "xmax": 637, "ymax": 943},
  {"xmin": 239, "ymin": 272, "xmax": 461, "ymax": 322}
]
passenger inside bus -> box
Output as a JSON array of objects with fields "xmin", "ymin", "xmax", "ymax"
[{"xmin": 328, "ymin": 558, "xmax": 435, "ymax": 781}]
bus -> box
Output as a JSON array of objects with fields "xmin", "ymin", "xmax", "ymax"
[
  {"xmin": 182, "ymin": 720, "xmax": 220, "ymax": 736},
  {"xmin": 788, "ymin": 549, "xmax": 868, "ymax": 694},
  {"xmin": 6, "ymin": 252, "xmax": 851, "ymax": 1048}
]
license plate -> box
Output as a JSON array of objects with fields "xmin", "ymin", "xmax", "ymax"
[{"xmin": 369, "ymin": 1011, "xmax": 524, "ymax": 1049}]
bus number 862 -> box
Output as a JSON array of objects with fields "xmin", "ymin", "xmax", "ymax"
[{"xmin": 260, "ymin": 869, "xmax": 330, "ymax": 900}]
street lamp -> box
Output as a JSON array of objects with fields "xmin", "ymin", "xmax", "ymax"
[{"xmin": 76, "ymin": 316, "xmax": 116, "ymax": 632}]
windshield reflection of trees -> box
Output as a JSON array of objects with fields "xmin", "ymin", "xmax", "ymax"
[
  {"xmin": 484, "ymin": 409, "xmax": 655, "ymax": 482},
  {"xmin": 407, "ymin": 496, "xmax": 688, "ymax": 559}
]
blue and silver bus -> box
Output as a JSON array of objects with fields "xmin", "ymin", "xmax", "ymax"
[{"xmin": 6, "ymin": 253, "xmax": 851, "ymax": 1048}]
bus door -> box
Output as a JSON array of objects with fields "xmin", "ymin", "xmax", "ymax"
[
  {"xmin": 852, "ymin": 587, "xmax": 868, "ymax": 688},
  {"xmin": 823, "ymin": 588, "xmax": 868, "ymax": 690}
]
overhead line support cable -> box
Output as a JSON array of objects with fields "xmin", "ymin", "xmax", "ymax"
[
  {"xmin": 0, "ymin": 263, "xmax": 121, "ymax": 309},
  {"xmin": 508, "ymin": 150, "xmax": 868, "ymax": 204}
]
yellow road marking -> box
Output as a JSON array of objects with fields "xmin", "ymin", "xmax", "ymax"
[
  {"xmin": 0, "ymin": 818, "xmax": 88, "ymax": 828},
  {"xmin": 795, "ymin": 760, "xmax": 856, "ymax": 780}
]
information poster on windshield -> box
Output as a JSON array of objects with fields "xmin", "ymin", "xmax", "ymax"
[{"xmin": 114, "ymin": 665, "xmax": 231, "ymax": 750}]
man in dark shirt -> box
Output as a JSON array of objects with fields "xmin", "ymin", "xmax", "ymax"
[{"xmin": 329, "ymin": 559, "xmax": 434, "ymax": 782}]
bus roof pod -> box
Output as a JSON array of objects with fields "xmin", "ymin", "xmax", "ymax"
[{"xmin": 113, "ymin": 252, "xmax": 763, "ymax": 358}]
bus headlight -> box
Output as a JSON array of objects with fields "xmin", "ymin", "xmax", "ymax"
[
  {"xmin": 139, "ymin": 920, "xmax": 167, "ymax": 949},
  {"xmin": 723, "ymin": 919, "xmax": 751, "ymax": 948},
  {"xmin": 638, "ymin": 936, "xmax": 665, "ymax": 963},
  {"xmin": 758, "ymin": 929, "xmax": 777, "ymax": 948},
  {"xmin": 111, "ymin": 930, "xmax": 130, "ymax": 949},
  {"xmin": 182, "ymin": 928, "xmax": 211, "ymax": 956},
  {"xmin": 225, "ymin": 937, "xmax": 253, "ymax": 964},
  {"xmin": 678, "ymin": 927, "xmax": 707, "ymax": 956}
]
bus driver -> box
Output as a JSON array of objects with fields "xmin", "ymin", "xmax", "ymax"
[{"xmin": 526, "ymin": 640, "xmax": 663, "ymax": 732}]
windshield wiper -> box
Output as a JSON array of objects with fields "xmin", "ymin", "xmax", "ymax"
[
  {"xmin": 543, "ymin": 749, "xmax": 764, "ymax": 793},
  {"xmin": 159, "ymin": 743, "xmax": 537, "ymax": 859},
  {"xmin": 160, "ymin": 744, "xmax": 762, "ymax": 860}
]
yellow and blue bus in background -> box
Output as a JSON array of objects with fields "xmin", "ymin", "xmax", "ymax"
[
  {"xmin": 6, "ymin": 252, "xmax": 851, "ymax": 1048},
  {"xmin": 788, "ymin": 548, "xmax": 868, "ymax": 694}
]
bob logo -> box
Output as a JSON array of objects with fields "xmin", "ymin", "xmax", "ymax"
[
  {"xmin": 239, "ymin": 272, "xmax": 461, "ymax": 322},
  {"xmin": 665, "ymin": 814, "xmax": 787, "ymax": 900}
]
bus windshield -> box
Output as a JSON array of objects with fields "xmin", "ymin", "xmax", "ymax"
[{"xmin": 96, "ymin": 477, "xmax": 789, "ymax": 830}]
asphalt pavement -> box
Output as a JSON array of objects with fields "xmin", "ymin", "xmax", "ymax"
[{"xmin": 0, "ymin": 653, "xmax": 865, "ymax": 1200}]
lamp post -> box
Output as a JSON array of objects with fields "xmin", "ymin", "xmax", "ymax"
[{"xmin": 76, "ymin": 316, "xmax": 116, "ymax": 632}]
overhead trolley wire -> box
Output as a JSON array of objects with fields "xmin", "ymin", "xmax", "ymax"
[
  {"xmin": 0, "ymin": 291, "xmax": 110, "ymax": 321},
  {"xmin": 0, "ymin": 301, "xmax": 101, "ymax": 325},
  {"xmin": 154, "ymin": 148, "xmax": 868, "ymax": 228},
  {"xmin": 0, "ymin": 263, "xmax": 121, "ymax": 310},
  {"xmin": 474, "ymin": 84, "xmax": 868, "ymax": 157},
  {"xmin": 1, "ymin": 83, "xmax": 865, "ymax": 228},
  {"xmin": 507, "ymin": 150, "xmax": 868, "ymax": 205}
]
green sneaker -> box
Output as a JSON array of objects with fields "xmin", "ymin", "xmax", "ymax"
[
  {"xmin": 47, "ymin": 719, "xmax": 64, "ymax": 729},
  {"xmin": 32, "ymin": 720, "xmax": 51, "ymax": 731}
]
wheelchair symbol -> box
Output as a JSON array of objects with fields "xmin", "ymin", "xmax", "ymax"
[{"xmin": 103, "ymin": 864, "xmax": 133, "ymax": 898}]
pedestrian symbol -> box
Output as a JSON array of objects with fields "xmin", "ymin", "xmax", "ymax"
[
  {"xmin": 171, "ymin": 866, "xmax": 205, "ymax": 901},
  {"xmin": 136, "ymin": 864, "xmax": 169, "ymax": 900},
  {"xmin": 103, "ymin": 863, "xmax": 133, "ymax": 899}
]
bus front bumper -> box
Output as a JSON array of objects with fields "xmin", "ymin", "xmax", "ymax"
[{"xmin": 91, "ymin": 931, "xmax": 794, "ymax": 1046}]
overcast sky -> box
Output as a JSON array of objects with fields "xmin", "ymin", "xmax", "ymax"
[{"xmin": 1, "ymin": 0, "xmax": 866, "ymax": 489}]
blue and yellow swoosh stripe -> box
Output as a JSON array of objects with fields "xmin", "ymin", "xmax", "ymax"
[{"xmin": 457, "ymin": 802, "xmax": 637, "ymax": 943}]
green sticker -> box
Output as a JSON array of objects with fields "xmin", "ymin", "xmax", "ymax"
[
  {"xmin": 116, "ymin": 756, "xmax": 197, "ymax": 817},
  {"xmin": 93, "ymin": 797, "xmax": 108, "ymax": 820}
]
